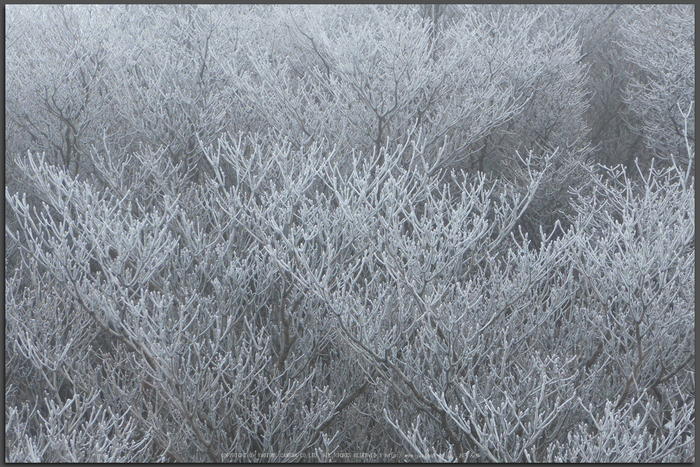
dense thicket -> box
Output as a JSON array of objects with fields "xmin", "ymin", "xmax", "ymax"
[{"xmin": 5, "ymin": 5, "xmax": 694, "ymax": 462}]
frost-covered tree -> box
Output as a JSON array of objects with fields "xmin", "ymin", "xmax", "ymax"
[
  {"xmin": 619, "ymin": 5, "xmax": 694, "ymax": 171},
  {"xmin": 6, "ymin": 134, "xmax": 693, "ymax": 462},
  {"xmin": 5, "ymin": 5, "xmax": 116, "ymax": 177},
  {"xmin": 5, "ymin": 4, "xmax": 694, "ymax": 463}
]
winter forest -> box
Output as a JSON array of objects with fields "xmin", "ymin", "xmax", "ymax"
[{"xmin": 4, "ymin": 4, "xmax": 695, "ymax": 462}]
